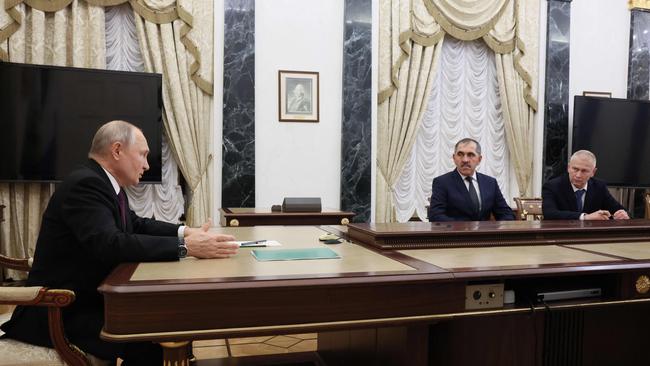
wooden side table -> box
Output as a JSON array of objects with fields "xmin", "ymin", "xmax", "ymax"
[{"xmin": 219, "ymin": 207, "xmax": 355, "ymax": 227}]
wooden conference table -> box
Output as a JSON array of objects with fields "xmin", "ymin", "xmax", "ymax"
[{"xmin": 99, "ymin": 221, "xmax": 650, "ymax": 365}]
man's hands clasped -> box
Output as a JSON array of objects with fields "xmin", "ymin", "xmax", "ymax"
[{"xmin": 584, "ymin": 209, "xmax": 629, "ymax": 220}]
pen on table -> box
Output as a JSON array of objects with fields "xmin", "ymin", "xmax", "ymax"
[{"xmin": 239, "ymin": 239, "xmax": 267, "ymax": 247}]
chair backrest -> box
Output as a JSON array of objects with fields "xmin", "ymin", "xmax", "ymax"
[{"xmin": 514, "ymin": 197, "xmax": 543, "ymax": 221}]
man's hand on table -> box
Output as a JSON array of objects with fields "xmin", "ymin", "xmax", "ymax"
[
  {"xmin": 184, "ymin": 218, "xmax": 239, "ymax": 258},
  {"xmin": 613, "ymin": 209, "xmax": 630, "ymax": 220},
  {"xmin": 584, "ymin": 210, "xmax": 611, "ymax": 220},
  {"xmin": 584, "ymin": 209, "xmax": 629, "ymax": 220}
]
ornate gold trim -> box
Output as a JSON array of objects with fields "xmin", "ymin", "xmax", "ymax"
[
  {"xmin": 229, "ymin": 219, "xmax": 239, "ymax": 227},
  {"xmin": 636, "ymin": 275, "xmax": 650, "ymax": 294}
]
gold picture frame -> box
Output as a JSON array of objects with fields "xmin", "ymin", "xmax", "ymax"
[
  {"xmin": 278, "ymin": 70, "xmax": 319, "ymax": 122},
  {"xmin": 582, "ymin": 91, "xmax": 612, "ymax": 98}
]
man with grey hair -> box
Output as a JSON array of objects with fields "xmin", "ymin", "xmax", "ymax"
[
  {"xmin": 1, "ymin": 120, "xmax": 239, "ymax": 365},
  {"xmin": 428, "ymin": 138, "xmax": 515, "ymax": 221},
  {"xmin": 542, "ymin": 149, "xmax": 629, "ymax": 220}
]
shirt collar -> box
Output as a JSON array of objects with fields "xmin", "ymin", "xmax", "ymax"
[
  {"xmin": 457, "ymin": 170, "xmax": 478, "ymax": 182},
  {"xmin": 571, "ymin": 181, "xmax": 589, "ymax": 192},
  {"xmin": 101, "ymin": 167, "xmax": 121, "ymax": 195}
]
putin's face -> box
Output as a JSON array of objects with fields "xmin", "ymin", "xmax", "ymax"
[
  {"xmin": 113, "ymin": 129, "xmax": 150, "ymax": 187},
  {"xmin": 453, "ymin": 141, "xmax": 482, "ymax": 177},
  {"xmin": 567, "ymin": 155, "xmax": 596, "ymax": 189}
]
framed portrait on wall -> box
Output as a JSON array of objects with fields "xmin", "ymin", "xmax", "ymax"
[{"xmin": 278, "ymin": 70, "xmax": 319, "ymax": 122}]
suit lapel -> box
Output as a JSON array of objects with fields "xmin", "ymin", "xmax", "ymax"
[
  {"xmin": 583, "ymin": 178, "xmax": 595, "ymax": 213},
  {"xmin": 563, "ymin": 175, "xmax": 579, "ymax": 211},
  {"xmin": 87, "ymin": 159, "xmax": 128, "ymax": 231}
]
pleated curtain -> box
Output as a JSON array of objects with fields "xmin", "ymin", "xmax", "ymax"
[{"xmin": 377, "ymin": 0, "xmax": 539, "ymax": 223}]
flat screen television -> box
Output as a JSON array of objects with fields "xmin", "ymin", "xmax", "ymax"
[
  {"xmin": 572, "ymin": 96, "xmax": 650, "ymax": 187},
  {"xmin": 0, "ymin": 61, "xmax": 163, "ymax": 183}
]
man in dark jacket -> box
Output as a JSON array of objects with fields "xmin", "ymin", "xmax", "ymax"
[
  {"xmin": 1, "ymin": 120, "xmax": 239, "ymax": 364},
  {"xmin": 542, "ymin": 150, "xmax": 629, "ymax": 220},
  {"xmin": 428, "ymin": 138, "xmax": 515, "ymax": 221}
]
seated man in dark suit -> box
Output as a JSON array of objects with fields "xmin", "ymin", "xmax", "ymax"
[
  {"xmin": 1, "ymin": 120, "xmax": 240, "ymax": 365},
  {"xmin": 542, "ymin": 150, "xmax": 629, "ymax": 220},
  {"xmin": 428, "ymin": 138, "xmax": 515, "ymax": 221}
]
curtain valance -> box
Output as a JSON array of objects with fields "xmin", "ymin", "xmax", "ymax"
[
  {"xmin": 379, "ymin": 0, "xmax": 537, "ymax": 111},
  {"xmin": 0, "ymin": 0, "xmax": 212, "ymax": 95}
]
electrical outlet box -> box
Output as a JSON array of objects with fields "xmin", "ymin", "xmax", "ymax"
[{"xmin": 465, "ymin": 283, "xmax": 504, "ymax": 310}]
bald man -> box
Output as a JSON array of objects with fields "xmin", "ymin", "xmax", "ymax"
[{"xmin": 542, "ymin": 150, "xmax": 629, "ymax": 220}]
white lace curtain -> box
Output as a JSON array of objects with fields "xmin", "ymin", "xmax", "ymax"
[
  {"xmin": 393, "ymin": 36, "xmax": 510, "ymax": 222},
  {"xmin": 105, "ymin": 4, "xmax": 184, "ymax": 222}
]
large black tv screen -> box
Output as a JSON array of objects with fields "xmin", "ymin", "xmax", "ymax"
[
  {"xmin": 573, "ymin": 96, "xmax": 650, "ymax": 187},
  {"xmin": 0, "ymin": 61, "xmax": 162, "ymax": 183}
]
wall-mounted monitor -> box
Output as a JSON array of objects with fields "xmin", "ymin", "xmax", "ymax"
[
  {"xmin": 573, "ymin": 96, "xmax": 650, "ymax": 187},
  {"xmin": 0, "ymin": 61, "xmax": 163, "ymax": 183}
]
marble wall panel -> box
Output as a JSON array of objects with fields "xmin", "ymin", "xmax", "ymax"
[
  {"xmin": 340, "ymin": 0, "xmax": 372, "ymax": 222},
  {"xmin": 542, "ymin": 1, "xmax": 572, "ymax": 183},
  {"xmin": 222, "ymin": 0, "xmax": 256, "ymax": 207}
]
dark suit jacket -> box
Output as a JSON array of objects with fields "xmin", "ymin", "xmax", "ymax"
[
  {"xmin": 428, "ymin": 170, "xmax": 515, "ymax": 221},
  {"xmin": 542, "ymin": 174, "xmax": 626, "ymax": 220},
  {"xmin": 1, "ymin": 159, "xmax": 180, "ymax": 348}
]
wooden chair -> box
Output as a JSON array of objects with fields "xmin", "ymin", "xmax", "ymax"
[
  {"xmin": 514, "ymin": 197, "xmax": 543, "ymax": 221},
  {"xmin": 0, "ymin": 254, "xmax": 109, "ymax": 366}
]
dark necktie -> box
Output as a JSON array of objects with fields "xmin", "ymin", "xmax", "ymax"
[
  {"xmin": 118, "ymin": 189, "xmax": 127, "ymax": 228},
  {"xmin": 466, "ymin": 176, "xmax": 480, "ymax": 217},
  {"xmin": 575, "ymin": 189, "xmax": 585, "ymax": 212}
]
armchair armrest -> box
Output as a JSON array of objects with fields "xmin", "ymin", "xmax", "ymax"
[{"xmin": 0, "ymin": 269, "xmax": 92, "ymax": 366}]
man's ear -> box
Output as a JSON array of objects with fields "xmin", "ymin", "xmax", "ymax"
[{"xmin": 110, "ymin": 142, "xmax": 122, "ymax": 160}]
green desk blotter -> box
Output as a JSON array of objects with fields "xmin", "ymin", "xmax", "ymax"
[{"xmin": 252, "ymin": 247, "xmax": 340, "ymax": 261}]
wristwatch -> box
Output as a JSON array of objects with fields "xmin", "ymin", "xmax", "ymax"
[{"xmin": 178, "ymin": 236, "xmax": 188, "ymax": 258}]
